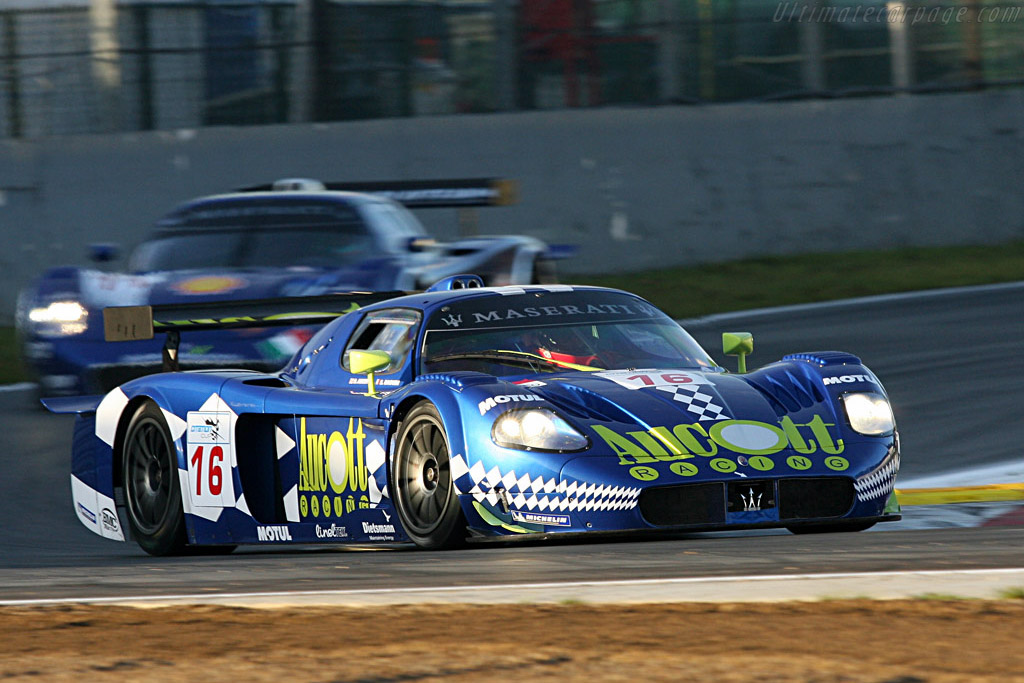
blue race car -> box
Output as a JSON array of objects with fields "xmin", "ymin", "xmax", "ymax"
[
  {"xmin": 45, "ymin": 275, "xmax": 900, "ymax": 555},
  {"xmin": 17, "ymin": 178, "xmax": 565, "ymax": 396}
]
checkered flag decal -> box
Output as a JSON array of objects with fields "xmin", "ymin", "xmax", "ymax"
[
  {"xmin": 855, "ymin": 450, "xmax": 900, "ymax": 502},
  {"xmin": 450, "ymin": 455, "xmax": 640, "ymax": 514},
  {"xmin": 656, "ymin": 385, "xmax": 729, "ymax": 421}
]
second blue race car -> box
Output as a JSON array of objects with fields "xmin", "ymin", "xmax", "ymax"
[
  {"xmin": 45, "ymin": 275, "xmax": 901, "ymax": 555},
  {"xmin": 18, "ymin": 178, "xmax": 567, "ymax": 396}
]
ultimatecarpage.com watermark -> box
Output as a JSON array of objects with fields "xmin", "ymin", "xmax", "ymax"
[{"xmin": 774, "ymin": 3, "xmax": 1023, "ymax": 24}]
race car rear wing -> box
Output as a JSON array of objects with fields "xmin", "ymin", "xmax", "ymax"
[
  {"xmin": 103, "ymin": 291, "xmax": 408, "ymax": 373},
  {"xmin": 236, "ymin": 178, "xmax": 518, "ymax": 209}
]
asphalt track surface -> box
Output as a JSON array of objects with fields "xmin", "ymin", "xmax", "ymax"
[{"xmin": 1, "ymin": 283, "xmax": 1022, "ymax": 603}]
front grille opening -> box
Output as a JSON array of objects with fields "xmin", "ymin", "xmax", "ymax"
[
  {"xmin": 639, "ymin": 483, "xmax": 726, "ymax": 527},
  {"xmin": 778, "ymin": 477, "xmax": 855, "ymax": 520}
]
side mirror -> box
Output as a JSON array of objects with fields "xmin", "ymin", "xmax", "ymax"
[
  {"xmin": 346, "ymin": 349, "xmax": 392, "ymax": 397},
  {"xmin": 722, "ymin": 332, "xmax": 754, "ymax": 373},
  {"xmin": 89, "ymin": 243, "xmax": 121, "ymax": 263}
]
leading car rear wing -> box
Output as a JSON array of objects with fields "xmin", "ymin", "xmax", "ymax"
[
  {"xmin": 103, "ymin": 291, "xmax": 408, "ymax": 372},
  {"xmin": 236, "ymin": 178, "xmax": 518, "ymax": 209}
]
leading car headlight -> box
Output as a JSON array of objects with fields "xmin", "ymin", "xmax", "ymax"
[
  {"xmin": 27, "ymin": 301, "xmax": 88, "ymax": 336},
  {"xmin": 842, "ymin": 392, "xmax": 894, "ymax": 436},
  {"xmin": 491, "ymin": 409, "xmax": 589, "ymax": 452}
]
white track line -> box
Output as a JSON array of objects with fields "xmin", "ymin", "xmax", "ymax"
[
  {"xmin": 678, "ymin": 280, "xmax": 1024, "ymax": 325},
  {"xmin": 4, "ymin": 567, "xmax": 1024, "ymax": 608},
  {"xmin": 0, "ymin": 382, "xmax": 35, "ymax": 393}
]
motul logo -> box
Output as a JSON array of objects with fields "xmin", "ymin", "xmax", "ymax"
[
  {"xmin": 823, "ymin": 374, "xmax": 877, "ymax": 386},
  {"xmin": 256, "ymin": 525, "xmax": 293, "ymax": 542},
  {"xmin": 478, "ymin": 394, "xmax": 544, "ymax": 415}
]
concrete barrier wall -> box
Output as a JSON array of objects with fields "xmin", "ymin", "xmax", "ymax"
[{"xmin": 2, "ymin": 89, "xmax": 1023, "ymax": 323}]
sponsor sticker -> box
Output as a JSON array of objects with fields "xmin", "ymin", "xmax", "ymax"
[
  {"xmin": 478, "ymin": 394, "xmax": 544, "ymax": 415},
  {"xmin": 511, "ymin": 510, "xmax": 571, "ymax": 527},
  {"xmin": 78, "ymin": 502, "xmax": 97, "ymax": 525},
  {"xmin": 101, "ymin": 508, "xmax": 119, "ymax": 534},
  {"xmin": 256, "ymin": 525, "xmax": 293, "ymax": 542},
  {"xmin": 594, "ymin": 370, "xmax": 712, "ymax": 390},
  {"xmin": 823, "ymin": 374, "xmax": 878, "ymax": 386},
  {"xmin": 315, "ymin": 524, "xmax": 348, "ymax": 539},
  {"xmin": 172, "ymin": 275, "xmax": 247, "ymax": 295}
]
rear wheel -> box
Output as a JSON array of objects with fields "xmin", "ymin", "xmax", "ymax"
[
  {"xmin": 787, "ymin": 521, "xmax": 876, "ymax": 535},
  {"xmin": 392, "ymin": 402, "xmax": 466, "ymax": 549},
  {"xmin": 121, "ymin": 401, "xmax": 187, "ymax": 556}
]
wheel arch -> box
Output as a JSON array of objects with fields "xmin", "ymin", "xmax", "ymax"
[{"xmin": 111, "ymin": 394, "xmax": 164, "ymax": 490}]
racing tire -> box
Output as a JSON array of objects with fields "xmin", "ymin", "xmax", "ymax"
[
  {"xmin": 786, "ymin": 521, "xmax": 876, "ymax": 535},
  {"xmin": 121, "ymin": 401, "xmax": 188, "ymax": 556},
  {"xmin": 392, "ymin": 402, "xmax": 466, "ymax": 550}
]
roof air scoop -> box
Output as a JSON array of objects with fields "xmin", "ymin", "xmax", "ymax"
[{"xmin": 426, "ymin": 275, "xmax": 485, "ymax": 292}]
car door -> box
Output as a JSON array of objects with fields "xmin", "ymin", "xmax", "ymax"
[{"xmin": 263, "ymin": 308, "xmax": 422, "ymax": 533}]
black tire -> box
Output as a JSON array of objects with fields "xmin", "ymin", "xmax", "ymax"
[
  {"xmin": 121, "ymin": 401, "xmax": 187, "ymax": 556},
  {"xmin": 786, "ymin": 521, "xmax": 876, "ymax": 535},
  {"xmin": 392, "ymin": 402, "xmax": 466, "ymax": 549}
]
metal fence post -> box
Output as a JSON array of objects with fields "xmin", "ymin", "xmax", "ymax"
[
  {"xmin": 133, "ymin": 4, "xmax": 154, "ymax": 130},
  {"xmin": 493, "ymin": 0, "xmax": 517, "ymax": 111},
  {"xmin": 658, "ymin": 0, "xmax": 681, "ymax": 102},
  {"xmin": 3, "ymin": 11, "xmax": 21, "ymax": 138},
  {"xmin": 799, "ymin": 0, "xmax": 826, "ymax": 93},
  {"xmin": 887, "ymin": 1, "xmax": 914, "ymax": 90}
]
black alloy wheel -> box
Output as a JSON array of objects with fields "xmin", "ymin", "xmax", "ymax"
[{"xmin": 392, "ymin": 402, "xmax": 466, "ymax": 549}]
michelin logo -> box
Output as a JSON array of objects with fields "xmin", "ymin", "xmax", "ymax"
[
  {"xmin": 478, "ymin": 394, "xmax": 544, "ymax": 415},
  {"xmin": 511, "ymin": 510, "xmax": 571, "ymax": 527}
]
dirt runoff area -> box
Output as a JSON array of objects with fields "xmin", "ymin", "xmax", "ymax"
[{"xmin": 2, "ymin": 599, "xmax": 1024, "ymax": 682}]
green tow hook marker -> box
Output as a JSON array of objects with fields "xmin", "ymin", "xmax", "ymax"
[{"xmin": 722, "ymin": 332, "xmax": 754, "ymax": 374}]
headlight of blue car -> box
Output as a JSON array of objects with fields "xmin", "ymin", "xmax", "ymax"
[
  {"xmin": 491, "ymin": 409, "xmax": 589, "ymax": 452},
  {"xmin": 27, "ymin": 300, "xmax": 89, "ymax": 337},
  {"xmin": 842, "ymin": 392, "xmax": 895, "ymax": 436}
]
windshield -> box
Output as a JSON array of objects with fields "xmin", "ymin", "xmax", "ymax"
[
  {"xmin": 131, "ymin": 199, "xmax": 374, "ymax": 272},
  {"xmin": 421, "ymin": 290, "xmax": 717, "ymax": 375},
  {"xmin": 130, "ymin": 228, "xmax": 374, "ymax": 271}
]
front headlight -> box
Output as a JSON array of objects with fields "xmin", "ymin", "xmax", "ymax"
[
  {"xmin": 491, "ymin": 409, "xmax": 589, "ymax": 452},
  {"xmin": 842, "ymin": 392, "xmax": 894, "ymax": 436},
  {"xmin": 27, "ymin": 301, "xmax": 89, "ymax": 337}
]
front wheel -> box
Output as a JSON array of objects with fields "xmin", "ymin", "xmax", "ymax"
[
  {"xmin": 121, "ymin": 401, "xmax": 187, "ymax": 556},
  {"xmin": 392, "ymin": 402, "xmax": 466, "ymax": 549},
  {"xmin": 786, "ymin": 521, "xmax": 876, "ymax": 535}
]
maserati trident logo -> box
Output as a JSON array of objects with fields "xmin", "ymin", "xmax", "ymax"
[
  {"xmin": 741, "ymin": 487, "xmax": 763, "ymax": 512},
  {"xmin": 442, "ymin": 314, "xmax": 462, "ymax": 328}
]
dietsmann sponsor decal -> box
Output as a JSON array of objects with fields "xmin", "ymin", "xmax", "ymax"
[
  {"xmin": 362, "ymin": 521, "xmax": 395, "ymax": 535},
  {"xmin": 478, "ymin": 394, "xmax": 544, "ymax": 415}
]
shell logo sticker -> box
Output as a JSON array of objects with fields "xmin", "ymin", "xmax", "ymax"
[{"xmin": 173, "ymin": 275, "xmax": 246, "ymax": 295}]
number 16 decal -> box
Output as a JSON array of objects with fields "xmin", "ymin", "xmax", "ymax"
[
  {"xmin": 185, "ymin": 411, "xmax": 235, "ymax": 508},
  {"xmin": 595, "ymin": 369, "xmax": 713, "ymax": 390}
]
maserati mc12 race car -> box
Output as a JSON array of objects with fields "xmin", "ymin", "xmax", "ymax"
[{"xmin": 44, "ymin": 275, "xmax": 901, "ymax": 555}]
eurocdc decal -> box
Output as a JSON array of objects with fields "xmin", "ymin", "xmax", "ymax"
[
  {"xmin": 298, "ymin": 417, "xmax": 372, "ymax": 519},
  {"xmin": 593, "ymin": 415, "xmax": 845, "ymax": 466}
]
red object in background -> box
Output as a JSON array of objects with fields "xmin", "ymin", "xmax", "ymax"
[{"xmin": 518, "ymin": 0, "xmax": 601, "ymax": 106}]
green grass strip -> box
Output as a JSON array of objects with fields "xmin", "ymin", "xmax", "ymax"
[{"xmin": 579, "ymin": 240, "xmax": 1024, "ymax": 319}]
